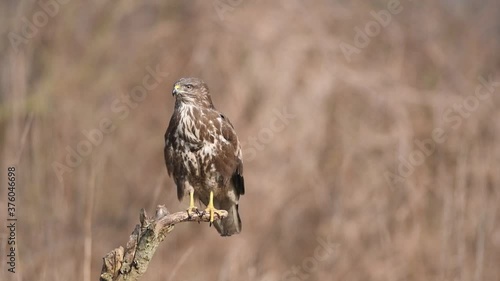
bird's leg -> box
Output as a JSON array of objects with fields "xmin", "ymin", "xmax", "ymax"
[
  {"xmin": 186, "ymin": 190, "xmax": 199, "ymax": 217},
  {"xmin": 204, "ymin": 191, "xmax": 224, "ymax": 225}
]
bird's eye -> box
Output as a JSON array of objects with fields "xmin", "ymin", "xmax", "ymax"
[{"xmin": 186, "ymin": 84, "xmax": 193, "ymax": 89}]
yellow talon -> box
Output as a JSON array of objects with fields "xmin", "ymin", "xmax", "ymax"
[
  {"xmin": 186, "ymin": 190, "xmax": 198, "ymax": 216},
  {"xmin": 204, "ymin": 191, "xmax": 224, "ymax": 224}
]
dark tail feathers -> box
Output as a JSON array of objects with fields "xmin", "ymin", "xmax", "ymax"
[{"xmin": 213, "ymin": 203, "xmax": 241, "ymax": 236}]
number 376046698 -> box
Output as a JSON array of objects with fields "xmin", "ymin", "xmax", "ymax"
[{"xmin": 7, "ymin": 167, "xmax": 16, "ymax": 218}]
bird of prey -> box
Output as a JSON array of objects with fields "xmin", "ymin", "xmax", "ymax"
[{"xmin": 164, "ymin": 77, "xmax": 245, "ymax": 236}]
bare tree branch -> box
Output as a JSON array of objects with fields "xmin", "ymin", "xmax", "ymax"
[{"xmin": 99, "ymin": 205, "xmax": 228, "ymax": 281}]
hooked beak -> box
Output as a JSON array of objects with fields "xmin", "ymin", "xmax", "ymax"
[{"xmin": 172, "ymin": 84, "xmax": 181, "ymax": 96}]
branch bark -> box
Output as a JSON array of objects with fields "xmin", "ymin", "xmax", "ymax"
[{"xmin": 99, "ymin": 205, "xmax": 228, "ymax": 281}]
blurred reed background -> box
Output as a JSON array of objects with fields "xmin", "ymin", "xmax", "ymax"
[{"xmin": 1, "ymin": 0, "xmax": 500, "ymax": 280}]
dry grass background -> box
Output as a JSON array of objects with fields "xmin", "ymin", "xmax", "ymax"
[{"xmin": 1, "ymin": 0, "xmax": 500, "ymax": 280}]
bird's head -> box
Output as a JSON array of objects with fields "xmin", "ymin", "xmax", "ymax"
[{"xmin": 172, "ymin": 77, "xmax": 213, "ymax": 108}]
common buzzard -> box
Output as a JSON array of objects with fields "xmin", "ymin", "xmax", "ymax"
[{"xmin": 164, "ymin": 77, "xmax": 245, "ymax": 236}]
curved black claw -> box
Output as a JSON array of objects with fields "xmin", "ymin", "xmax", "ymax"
[
  {"xmin": 186, "ymin": 207, "xmax": 199, "ymax": 219},
  {"xmin": 203, "ymin": 207, "xmax": 224, "ymax": 227}
]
